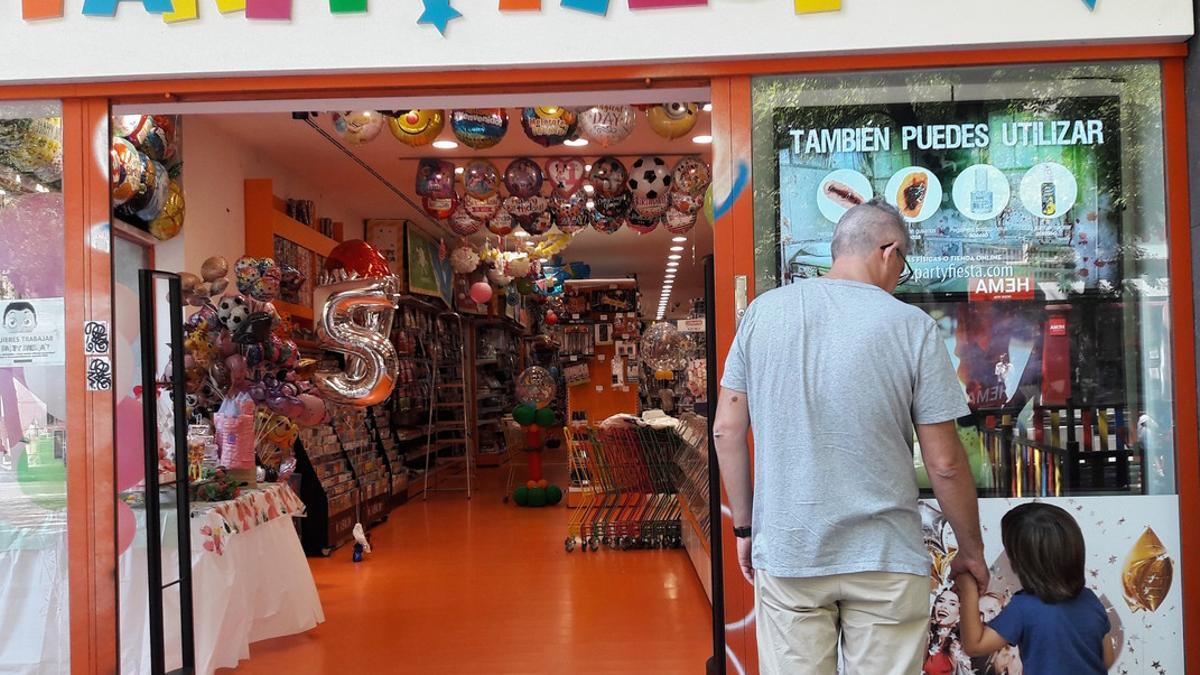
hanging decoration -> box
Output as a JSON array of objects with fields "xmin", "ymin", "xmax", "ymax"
[
  {"xmin": 646, "ymin": 103, "xmax": 698, "ymax": 140},
  {"xmin": 578, "ymin": 105, "xmax": 637, "ymax": 147},
  {"xmin": 148, "ymin": 179, "xmax": 186, "ymax": 240},
  {"xmin": 385, "ymin": 109, "xmax": 445, "ymax": 147},
  {"xmin": 450, "ymin": 246, "xmax": 481, "ymax": 274},
  {"xmin": 550, "ymin": 190, "xmax": 589, "ymax": 234},
  {"xmin": 503, "ymin": 158, "xmax": 545, "ymax": 198},
  {"xmin": 486, "ymin": 207, "xmax": 515, "ymax": 236},
  {"xmin": 416, "ymin": 0, "xmax": 462, "ymax": 35},
  {"xmin": 546, "ymin": 157, "xmax": 587, "ymax": 196},
  {"xmin": 448, "ymin": 201, "xmax": 483, "ymax": 236},
  {"xmin": 588, "ymin": 156, "xmax": 629, "ymax": 197},
  {"xmin": 422, "ymin": 193, "xmax": 459, "ymax": 220},
  {"xmin": 464, "ymin": 192, "xmax": 502, "ymax": 222},
  {"xmin": 520, "ymin": 106, "xmax": 578, "ymax": 147},
  {"xmin": 415, "ymin": 158, "xmax": 456, "ymax": 198},
  {"xmin": 451, "ymin": 108, "xmax": 508, "ymax": 149},
  {"xmin": 331, "ymin": 111, "xmax": 385, "ymax": 145},
  {"xmin": 504, "ymin": 194, "xmax": 549, "ymax": 228},
  {"xmin": 462, "ymin": 159, "xmax": 501, "ymax": 198}
]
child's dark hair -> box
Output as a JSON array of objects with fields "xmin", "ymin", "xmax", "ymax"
[{"xmin": 1001, "ymin": 502, "xmax": 1086, "ymax": 604}]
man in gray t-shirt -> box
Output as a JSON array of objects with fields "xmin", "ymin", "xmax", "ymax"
[{"xmin": 714, "ymin": 200, "xmax": 987, "ymax": 675}]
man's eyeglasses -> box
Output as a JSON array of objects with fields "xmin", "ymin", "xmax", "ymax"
[{"xmin": 881, "ymin": 243, "xmax": 914, "ymax": 285}]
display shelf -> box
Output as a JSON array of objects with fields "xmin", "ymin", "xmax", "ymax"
[
  {"xmin": 330, "ymin": 405, "xmax": 390, "ymax": 528},
  {"xmin": 295, "ymin": 420, "xmax": 358, "ymax": 556}
]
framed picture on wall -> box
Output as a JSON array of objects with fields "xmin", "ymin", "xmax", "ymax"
[
  {"xmin": 365, "ymin": 219, "xmax": 407, "ymax": 278},
  {"xmin": 403, "ymin": 222, "xmax": 454, "ymax": 307}
]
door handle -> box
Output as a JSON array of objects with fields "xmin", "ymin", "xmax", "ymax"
[{"xmin": 734, "ymin": 275, "xmax": 748, "ymax": 327}]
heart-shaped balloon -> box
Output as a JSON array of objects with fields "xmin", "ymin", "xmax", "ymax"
[
  {"xmin": 463, "ymin": 159, "xmax": 500, "ymax": 199},
  {"xmin": 546, "ymin": 157, "xmax": 587, "ymax": 197},
  {"xmin": 464, "ymin": 193, "xmax": 501, "ymax": 222},
  {"xmin": 234, "ymin": 256, "xmax": 282, "ymax": 302},
  {"xmin": 416, "ymin": 158, "xmax": 456, "ymax": 199},
  {"xmin": 503, "ymin": 158, "xmax": 545, "ymax": 199}
]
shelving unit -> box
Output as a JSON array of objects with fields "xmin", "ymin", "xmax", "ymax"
[
  {"xmin": 473, "ymin": 320, "xmax": 522, "ymax": 467},
  {"xmin": 331, "ymin": 405, "xmax": 391, "ymax": 528},
  {"xmin": 423, "ymin": 313, "xmax": 472, "ymax": 498},
  {"xmin": 366, "ymin": 402, "xmax": 409, "ymax": 508},
  {"xmin": 295, "ymin": 420, "xmax": 358, "ymax": 556}
]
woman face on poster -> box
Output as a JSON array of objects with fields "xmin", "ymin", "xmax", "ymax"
[
  {"xmin": 979, "ymin": 592, "xmax": 1004, "ymax": 623},
  {"xmin": 933, "ymin": 589, "xmax": 961, "ymax": 627}
]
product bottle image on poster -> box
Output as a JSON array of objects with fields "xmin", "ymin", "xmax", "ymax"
[
  {"xmin": 970, "ymin": 165, "xmax": 993, "ymax": 215},
  {"xmin": 1040, "ymin": 165, "xmax": 1057, "ymax": 217}
]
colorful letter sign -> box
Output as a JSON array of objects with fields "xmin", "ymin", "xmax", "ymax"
[
  {"xmin": 794, "ymin": 0, "xmax": 840, "ymax": 13},
  {"xmin": 21, "ymin": 0, "xmax": 63, "ymax": 19},
  {"xmin": 81, "ymin": 0, "xmax": 173, "ymax": 15}
]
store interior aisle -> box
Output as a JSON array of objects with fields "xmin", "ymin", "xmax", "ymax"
[{"xmin": 220, "ymin": 462, "xmax": 713, "ymax": 674}]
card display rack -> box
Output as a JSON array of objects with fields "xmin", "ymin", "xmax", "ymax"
[
  {"xmin": 331, "ymin": 405, "xmax": 390, "ymax": 528},
  {"xmin": 474, "ymin": 321, "xmax": 520, "ymax": 467},
  {"xmin": 295, "ymin": 420, "xmax": 358, "ymax": 556}
]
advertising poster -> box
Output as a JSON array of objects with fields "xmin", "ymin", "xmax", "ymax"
[
  {"xmin": 404, "ymin": 224, "xmax": 454, "ymax": 307},
  {"xmin": 0, "ymin": 298, "xmax": 65, "ymax": 367},
  {"xmin": 774, "ymin": 97, "xmax": 1123, "ymax": 296},
  {"xmin": 922, "ymin": 496, "xmax": 1182, "ymax": 674}
]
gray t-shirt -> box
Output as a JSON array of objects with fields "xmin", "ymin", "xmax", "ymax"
[{"xmin": 721, "ymin": 278, "xmax": 969, "ymax": 578}]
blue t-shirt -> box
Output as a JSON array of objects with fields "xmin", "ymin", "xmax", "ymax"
[{"xmin": 988, "ymin": 588, "xmax": 1110, "ymax": 674}]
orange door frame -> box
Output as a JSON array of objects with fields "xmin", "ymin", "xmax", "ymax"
[{"xmin": 5, "ymin": 42, "xmax": 1191, "ymax": 675}]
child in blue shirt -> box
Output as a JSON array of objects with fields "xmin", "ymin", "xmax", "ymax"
[{"xmin": 956, "ymin": 503, "xmax": 1115, "ymax": 674}]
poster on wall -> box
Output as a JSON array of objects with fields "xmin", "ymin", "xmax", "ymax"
[
  {"xmin": 774, "ymin": 96, "xmax": 1125, "ymax": 296},
  {"xmin": 404, "ymin": 223, "xmax": 454, "ymax": 307},
  {"xmin": 922, "ymin": 496, "xmax": 1183, "ymax": 674},
  {"xmin": 366, "ymin": 219, "xmax": 406, "ymax": 278},
  {"xmin": 0, "ymin": 298, "xmax": 65, "ymax": 366}
]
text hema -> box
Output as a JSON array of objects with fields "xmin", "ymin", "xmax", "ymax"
[{"xmin": 788, "ymin": 120, "xmax": 1105, "ymax": 154}]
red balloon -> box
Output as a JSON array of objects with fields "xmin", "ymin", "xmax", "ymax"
[
  {"xmin": 545, "ymin": 311, "xmax": 558, "ymax": 325},
  {"xmin": 323, "ymin": 239, "xmax": 391, "ymax": 279}
]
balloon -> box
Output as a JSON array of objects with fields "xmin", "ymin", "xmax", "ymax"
[
  {"xmin": 267, "ymin": 395, "xmax": 305, "ymax": 419},
  {"xmin": 324, "ymin": 239, "xmax": 392, "ymax": 279},
  {"xmin": 588, "ymin": 156, "xmax": 629, "ymax": 198},
  {"xmin": 672, "ymin": 156, "xmax": 713, "ymax": 196},
  {"xmin": 313, "ymin": 276, "xmax": 401, "ymax": 407},
  {"xmin": 415, "ymin": 158, "xmax": 457, "ymax": 199},
  {"xmin": 629, "ymin": 156, "xmax": 672, "ymax": 202},
  {"xmin": 503, "ymin": 158, "xmax": 545, "ymax": 199},
  {"xmin": 545, "ymin": 157, "xmax": 587, "ymax": 197},
  {"xmin": 234, "ymin": 256, "xmax": 281, "ymax": 302},
  {"xmin": 627, "ymin": 214, "xmax": 661, "ymax": 235},
  {"xmin": 385, "ymin": 109, "xmax": 445, "ymax": 147},
  {"xmin": 279, "ymin": 264, "xmax": 306, "ymax": 295},
  {"xmin": 515, "ymin": 366, "xmax": 556, "ymax": 407},
  {"xmin": 200, "ymin": 256, "xmax": 229, "ymax": 282},
  {"xmin": 550, "ymin": 191, "xmax": 590, "ymax": 234},
  {"xmin": 512, "ymin": 404, "xmax": 536, "ymax": 426},
  {"xmin": 469, "ymin": 281, "xmax": 494, "ymax": 304},
  {"xmin": 1122, "ymin": 527, "xmax": 1173, "ymax": 612},
  {"xmin": 462, "ymin": 159, "xmax": 501, "ymax": 198},
  {"xmin": 295, "ymin": 394, "xmax": 328, "ymax": 427},
  {"xmin": 486, "ymin": 208, "xmax": 515, "ymax": 236},
  {"xmin": 520, "ymin": 106, "xmax": 577, "ymax": 147},
  {"xmin": 578, "ymin": 105, "xmax": 637, "ymax": 147},
  {"xmin": 448, "ymin": 202, "xmax": 483, "ymax": 236},
  {"xmin": 114, "ymin": 114, "xmax": 177, "ymax": 163},
  {"xmin": 703, "ymin": 184, "xmax": 715, "ymax": 224},
  {"xmin": 331, "ymin": 111, "xmax": 385, "ymax": 145},
  {"xmin": 422, "ymin": 194, "xmax": 458, "ymax": 220},
  {"xmin": 226, "ymin": 353, "xmax": 247, "ymax": 385},
  {"xmin": 116, "ymin": 158, "xmax": 168, "ymax": 223},
  {"xmin": 670, "ymin": 190, "xmax": 705, "ymax": 216},
  {"xmin": 149, "ymin": 180, "xmax": 185, "ymax": 241},
  {"xmin": 504, "ymin": 195, "xmax": 548, "ymax": 228},
  {"xmin": 450, "ymin": 108, "xmax": 508, "ymax": 149},
  {"xmin": 641, "ymin": 322, "xmax": 695, "ymax": 371},
  {"xmin": 646, "ymin": 103, "xmax": 699, "ymax": 140},
  {"xmin": 179, "ymin": 272, "xmax": 201, "ymax": 293},
  {"xmin": 233, "ymin": 311, "xmax": 273, "ymax": 345},
  {"xmin": 665, "ymin": 208, "xmax": 698, "ymax": 235},
  {"xmin": 594, "ymin": 191, "xmax": 632, "ymax": 219},
  {"xmin": 451, "ymin": 247, "xmax": 481, "ymax": 274},
  {"xmin": 534, "ymin": 407, "xmax": 556, "ymax": 427},
  {"xmin": 591, "ymin": 214, "xmax": 625, "ymax": 235},
  {"xmin": 522, "ymin": 210, "xmax": 554, "ymax": 237},
  {"xmin": 463, "ymin": 193, "xmax": 502, "ymax": 223},
  {"xmin": 110, "ymin": 137, "xmax": 146, "ymax": 206}
]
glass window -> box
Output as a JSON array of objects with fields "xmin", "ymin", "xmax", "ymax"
[
  {"xmin": 0, "ymin": 101, "xmax": 69, "ymax": 671},
  {"xmin": 751, "ymin": 63, "xmax": 1174, "ymax": 497}
]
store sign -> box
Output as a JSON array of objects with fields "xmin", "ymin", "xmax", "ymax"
[
  {"xmin": 0, "ymin": 298, "xmax": 65, "ymax": 367},
  {"xmin": 968, "ymin": 276, "xmax": 1034, "ymax": 302},
  {"xmin": 676, "ymin": 318, "xmax": 705, "ymax": 333}
]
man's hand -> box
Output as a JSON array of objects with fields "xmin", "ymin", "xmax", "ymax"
[
  {"xmin": 950, "ymin": 548, "xmax": 990, "ymax": 592},
  {"xmin": 737, "ymin": 536, "xmax": 754, "ymax": 584}
]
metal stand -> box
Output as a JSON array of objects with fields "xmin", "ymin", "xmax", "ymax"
[
  {"xmin": 423, "ymin": 312, "xmax": 473, "ymax": 499},
  {"xmin": 703, "ymin": 255, "xmax": 726, "ymax": 675},
  {"xmin": 138, "ymin": 270, "xmax": 195, "ymax": 675}
]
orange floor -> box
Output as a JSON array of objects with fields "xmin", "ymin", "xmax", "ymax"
[{"xmin": 220, "ymin": 462, "xmax": 714, "ymax": 674}]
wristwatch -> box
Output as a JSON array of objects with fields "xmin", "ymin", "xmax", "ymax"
[{"xmin": 733, "ymin": 526, "xmax": 752, "ymax": 539}]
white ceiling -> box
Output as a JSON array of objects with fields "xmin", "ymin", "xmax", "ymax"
[{"xmin": 195, "ymin": 103, "xmax": 714, "ymax": 319}]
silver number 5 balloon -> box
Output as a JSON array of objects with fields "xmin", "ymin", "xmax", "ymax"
[{"xmin": 313, "ymin": 276, "xmax": 400, "ymax": 406}]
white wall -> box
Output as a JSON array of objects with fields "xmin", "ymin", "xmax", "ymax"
[
  {"xmin": 0, "ymin": 0, "xmax": 1192, "ymax": 84},
  {"xmin": 157, "ymin": 115, "xmax": 368, "ymax": 275}
]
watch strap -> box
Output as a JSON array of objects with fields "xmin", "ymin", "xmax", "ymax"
[{"xmin": 733, "ymin": 526, "xmax": 752, "ymax": 538}]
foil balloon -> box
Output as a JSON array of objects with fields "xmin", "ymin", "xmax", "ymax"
[
  {"xmin": 385, "ymin": 109, "xmax": 445, "ymax": 147},
  {"xmin": 522, "ymin": 211, "xmax": 554, "ymax": 236},
  {"xmin": 515, "ymin": 366, "xmax": 557, "ymax": 407},
  {"xmin": 450, "ymin": 246, "xmax": 481, "ymax": 274},
  {"xmin": 314, "ymin": 275, "xmax": 400, "ymax": 407},
  {"xmin": 629, "ymin": 156, "xmax": 673, "ymax": 203},
  {"xmin": 120, "ymin": 159, "xmax": 170, "ymax": 222},
  {"xmin": 703, "ymin": 184, "xmax": 715, "ymax": 223},
  {"xmin": 546, "ymin": 157, "xmax": 587, "ymax": 197},
  {"xmin": 504, "ymin": 195, "xmax": 548, "ymax": 227},
  {"xmin": 503, "ymin": 158, "xmax": 545, "ymax": 199},
  {"xmin": 234, "ymin": 256, "xmax": 282, "ymax": 302},
  {"xmin": 1122, "ymin": 527, "xmax": 1174, "ymax": 613},
  {"xmin": 464, "ymin": 193, "xmax": 502, "ymax": 223},
  {"xmin": 665, "ymin": 208, "xmax": 698, "ymax": 235},
  {"xmin": 463, "ymin": 159, "xmax": 501, "ymax": 198},
  {"xmin": 110, "ymin": 137, "xmax": 146, "ymax": 206},
  {"xmin": 416, "ymin": 158, "xmax": 457, "ymax": 199},
  {"xmin": 324, "ymin": 239, "xmax": 392, "ymax": 279},
  {"xmin": 448, "ymin": 202, "xmax": 483, "ymax": 236},
  {"xmin": 670, "ymin": 190, "xmax": 705, "ymax": 216},
  {"xmin": 591, "ymin": 214, "xmax": 625, "ymax": 235},
  {"xmin": 450, "ymin": 109, "xmax": 508, "ymax": 150},
  {"xmin": 641, "ymin": 321, "xmax": 694, "ymax": 371},
  {"xmin": 422, "ymin": 194, "xmax": 459, "ymax": 220},
  {"xmin": 672, "ymin": 156, "xmax": 713, "ymax": 196},
  {"xmin": 280, "ymin": 264, "xmax": 306, "ymax": 296},
  {"xmin": 148, "ymin": 179, "xmax": 185, "ymax": 241},
  {"xmin": 114, "ymin": 114, "xmax": 177, "ymax": 163},
  {"xmin": 646, "ymin": 103, "xmax": 699, "ymax": 140},
  {"xmin": 578, "ymin": 105, "xmax": 637, "ymax": 148},
  {"xmin": 295, "ymin": 394, "xmax": 328, "ymax": 427},
  {"xmin": 550, "ymin": 191, "xmax": 589, "ymax": 234},
  {"xmin": 520, "ymin": 107, "xmax": 578, "ymax": 147},
  {"xmin": 594, "ymin": 191, "xmax": 632, "ymax": 219},
  {"xmin": 627, "ymin": 213, "xmax": 661, "ymax": 235},
  {"xmin": 331, "ymin": 111, "xmax": 385, "ymax": 146},
  {"xmin": 200, "ymin": 256, "xmax": 228, "ymax": 282},
  {"xmin": 487, "ymin": 209, "xmax": 515, "ymax": 236},
  {"xmin": 588, "ymin": 156, "xmax": 629, "ymax": 198},
  {"xmin": 216, "ymin": 295, "xmax": 250, "ymax": 333}
]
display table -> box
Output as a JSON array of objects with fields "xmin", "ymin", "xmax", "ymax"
[{"xmin": 120, "ymin": 482, "xmax": 325, "ymax": 675}]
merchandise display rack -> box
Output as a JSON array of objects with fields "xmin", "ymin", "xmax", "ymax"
[
  {"xmin": 366, "ymin": 402, "xmax": 409, "ymax": 508},
  {"xmin": 473, "ymin": 320, "xmax": 522, "ymax": 467},
  {"xmin": 331, "ymin": 405, "xmax": 390, "ymax": 528},
  {"xmin": 423, "ymin": 313, "xmax": 473, "ymax": 499},
  {"xmin": 295, "ymin": 420, "xmax": 358, "ymax": 556}
]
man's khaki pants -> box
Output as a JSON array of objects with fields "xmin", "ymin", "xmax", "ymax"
[{"xmin": 755, "ymin": 571, "xmax": 930, "ymax": 675}]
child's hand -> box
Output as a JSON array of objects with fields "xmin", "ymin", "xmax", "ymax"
[{"xmin": 954, "ymin": 572, "xmax": 978, "ymax": 597}]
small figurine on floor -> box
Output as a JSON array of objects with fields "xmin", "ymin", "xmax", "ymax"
[{"xmin": 352, "ymin": 523, "xmax": 372, "ymax": 563}]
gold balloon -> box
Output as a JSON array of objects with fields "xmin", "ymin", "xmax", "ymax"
[
  {"xmin": 1122, "ymin": 527, "xmax": 1173, "ymax": 613},
  {"xmin": 149, "ymin": 180, "xmax": 185, "ymax": 241},
  {"xmin": 200, "ymin": 255, "xmax": 229, "ymax": 282},
  {"xmin": 387, "ymin": 110, "xmax": 445, "ymax": 147}
]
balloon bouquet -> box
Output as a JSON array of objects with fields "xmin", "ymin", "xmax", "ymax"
[
  {"xmin": 509, "ymin": 366, "xmax": 564, "ymax": 508},
  {"xmin": 176, "ymin": 254, "xmax": 325, "ymax": 488}
]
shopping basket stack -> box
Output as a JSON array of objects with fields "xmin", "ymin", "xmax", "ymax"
[{"xmin": 564, "ymin": 419, "xmax": 683, "ymax": 553}]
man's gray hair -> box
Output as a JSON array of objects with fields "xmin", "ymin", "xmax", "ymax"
[{"xmin": 830, "ymin": 198, "xmax": 913, "ymax": 261}]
